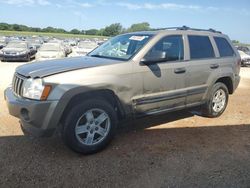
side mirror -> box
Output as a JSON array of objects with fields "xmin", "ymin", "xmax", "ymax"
[{"xmin": 140, "ymin": 51, "xmax": 166, "ymax": 65}]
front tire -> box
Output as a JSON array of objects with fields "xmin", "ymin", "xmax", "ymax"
[
  {"xmin": 25, "ymin": 54, "xmax": 31, "ymax": 62},
  {"xmin": 202, "ymin": 82, "xmax": 229, "ymax": 118},
  {"xmin": 62, "ymin": 99, "xmax": 118, "ymax": 154}
]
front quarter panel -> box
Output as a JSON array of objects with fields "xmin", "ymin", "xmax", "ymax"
[{"xmin": 43, "ymin": 61, "xmax": 134, "ymax": 125}]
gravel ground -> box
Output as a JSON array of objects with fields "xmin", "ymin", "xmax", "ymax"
[{"xmin": 0, "ymin": 61, "xmax": 250, "ymax": 188}]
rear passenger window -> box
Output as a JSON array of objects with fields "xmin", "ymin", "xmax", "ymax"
[
  {"xmin": 214, "ymin": 37, "xmax": 235, "ymax": 57},
  {"xmin": 188, "ymin": 35, "xmax": 215, "ymax": 59}
]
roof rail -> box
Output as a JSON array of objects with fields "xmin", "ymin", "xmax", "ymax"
[{"xmin": 155, "ymin": 26, "xmax": 222, "ymax": 34}]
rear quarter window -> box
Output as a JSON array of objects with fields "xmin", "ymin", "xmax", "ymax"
[
  {"xmin": 214, "ymin": 37, "xmax": 235, "ymax": 57},
  {"xmin": 188, "ymin": 35, "xmax": 215, "ymax": 59}
]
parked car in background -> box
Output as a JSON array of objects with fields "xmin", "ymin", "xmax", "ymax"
[
  {"xmin": 0, "ymin": 37, "xmax": 7, "ymax": 49},
  {"xmin": 238, "ymin": 50, "xmax": 250, "ymax": 66},
  {"xmin": 26, "ymin": 38, "xmax": 43, "ymax": 49},
  {"xmin": 35, "ymin": 43, "xmax": 66, "ymax": 61},
  {"xmin": 0, "ymin": 40, "xmax": 36, "ymax": 62},
  {"xmin": 69, "ymin": 41, "xmax": 98, "ymax": 57},
  {"xmin": 68, "ymin": 39, "xmax": 77, "ymax": 46},
  {"xmin": 237, "ymin": 46, "xmax": 250, "ymax": 55},
  {"xmin": 63, "ymin": 41, "xmax": 72, "ymax": 56}
]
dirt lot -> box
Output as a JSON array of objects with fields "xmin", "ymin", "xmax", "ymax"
[{"xmin": 0, "ymin": 62, "xmax": 250, "ymax": 188}]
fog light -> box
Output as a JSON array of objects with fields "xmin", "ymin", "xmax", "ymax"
[{"xmin": 20, "ymin": 108, "xmax": 30, "ymax": 121}]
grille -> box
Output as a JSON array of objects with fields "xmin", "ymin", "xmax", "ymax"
[
  {"xmin": 5, "ymin": 52, "xmax": 17, "ymax": 55},
  {"xmin": 12, "ymin": 73, "xmax": 25, "ymax": 96}
]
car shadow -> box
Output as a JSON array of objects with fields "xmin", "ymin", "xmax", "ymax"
[{"xmin": 118, "ymin": 109, "xmax": 196, "ymax": 133}]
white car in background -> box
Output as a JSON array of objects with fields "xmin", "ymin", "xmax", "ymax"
[
  {"xmin": 35, "ymin": 43, "xmax": 66, "ymax": 61},
  {"xmin": 68, "ymin": 41, "xmax": 98, "ymax": 57},
  {"xmin": 238, "ymin": 50, "xmax": 250, "ymax": 67}
]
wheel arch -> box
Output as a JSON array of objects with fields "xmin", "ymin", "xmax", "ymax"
[
  {"xmin": 215, "ymin": 76, "xmax": 233, "ymax": 94},
  {"xmin": 59, "ymin": 89, "xmax": 127, "ymax": 125}
]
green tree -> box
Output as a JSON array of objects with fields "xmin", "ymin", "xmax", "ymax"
[
  {"xmin": 103, "ymin": 23, "xmax": 123, "ymax": 36},
  {"xmin": 42, "ymin": 26, "xmax": 56, "ymax": 33},
  {"xmin": 97, "ymin": 28, "xmax": 105, "ymax": 36},
  {"xmin": 70, "ymin": 29, "xmax": 81, "ymax": 34},
  {"xmin": 232, "ymin": 40, "xmax": 239, "ymax": 44},
  {"xmin": 85, "ymin": 29, "xmax": 99, "ymax": 35},
  {"xmin": 127, "ymin": 22, "xmax": 150, "ymax": 32},
  {"xmin": 0, "ymin": 23, "xmax": 10, "ymax": 30}
]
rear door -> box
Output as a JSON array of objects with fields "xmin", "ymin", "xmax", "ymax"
[{"xmin": 185, "ymin": 35, "xmax": 217, "ymax": 106}]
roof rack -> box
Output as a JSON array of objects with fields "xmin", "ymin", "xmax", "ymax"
[{"xmin": 155, "ymin": 26, "xmax": 222, "ymax": 34}]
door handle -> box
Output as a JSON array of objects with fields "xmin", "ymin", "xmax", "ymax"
[
  {"xmin": 174, "ymin": 67, "xmax": 186, "ymax": 74},
  {"xmin": 210, "ymin": 64, "xmax": 219, "ymax": 69}
]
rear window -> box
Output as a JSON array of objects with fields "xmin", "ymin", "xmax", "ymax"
[
  {"xmin": 214, "ymin": 37, "xmax": 235, "ymax": 57},
  {"xmin": 188, "ymin": 35, "xmax": 215, "ymax": 59}
]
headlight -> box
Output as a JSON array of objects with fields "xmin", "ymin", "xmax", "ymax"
[
  {"xmin": 16, "ymin": 51, "xmax": 27, "ymax": 55},
  {"xmin": 22, "ymin": 78, "xmax": 51, "ymax": 100},
  {"xmin": 20, "ymin": 51, "xmax": 27, "ymax": 55}
]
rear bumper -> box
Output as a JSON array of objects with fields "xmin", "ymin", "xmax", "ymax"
[
  {"xmin": 234, "ymin": 75, "xmax": 241, "ymax": 91},
  {"xmin": 4, "ymin": 87, "xmax": 59, "ymax": 137}
]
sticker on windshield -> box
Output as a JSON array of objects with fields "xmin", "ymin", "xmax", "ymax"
[{"xmin": 129, "ymin": 36, "xmax": 148, "ymax": 41}]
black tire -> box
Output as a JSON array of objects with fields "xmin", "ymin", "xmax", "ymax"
[
  {"xmin": 62, "ymin": 99, "xmax": 118, "ymax": 154},
  {"xmin": 26, "ymin": 54, "xmax": 31, "ymax": 62},
  {"xmin": 202, "ymin": 82, "xmax": 229, "ymax": 118}
]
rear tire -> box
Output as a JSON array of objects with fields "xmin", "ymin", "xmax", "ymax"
[
  {"xmin": 62, "ymin": 99, "xmax": 118, "ymax": 154},
  {"xmin": 202, "ymin": 82, "xmax": 229, "ymax": 118}
]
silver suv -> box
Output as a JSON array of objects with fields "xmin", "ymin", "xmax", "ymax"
[{"xmin": 4, "ymin": 27, "xmax": 241, "ymax": 154}]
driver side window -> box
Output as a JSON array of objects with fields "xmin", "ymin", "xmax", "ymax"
[{"xmin": 145, "ymin": 35, "xmax": 184, "ymax": 62}]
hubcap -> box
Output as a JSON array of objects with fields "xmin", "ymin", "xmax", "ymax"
[
  {"xmin": 212, "ymin": 89, "xmax": 226, "ymax": 113},
  {"xmin": 75, "ymin": 108, "xmax": 110, "ymax": 146}
]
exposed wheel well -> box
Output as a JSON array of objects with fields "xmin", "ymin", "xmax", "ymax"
[
  {"xmin": 215, "ymin": 77, "xmax": 233, "ymax": 94},
  {"xmin": 60, "ymin": 89, "xmax": 126, "ymax": 124}
]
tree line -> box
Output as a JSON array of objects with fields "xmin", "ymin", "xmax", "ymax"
[{"xmin": 0, "ymin": 22, "xmax": 151, "ymax": 36}]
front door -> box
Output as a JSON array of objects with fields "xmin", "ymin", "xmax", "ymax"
[{"xmin": 132, "ymin": 35, "xmax": 188, "ymax": 115}]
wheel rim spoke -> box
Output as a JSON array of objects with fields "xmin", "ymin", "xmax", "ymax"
[
  {"xmin": 75, "ymin": 125, "xmax": 88, "ymax": 134},
  {"xmin": 95, "ymin": 112, "xmax": 107, "ymax": 125},
  {"xmin": 86, "ymin": 111, "xmax": 94, "ymax": 122},
  {"xmin": 86, "ymin": 132, "xmax": 94, "ymax": 145},
  {"xmin": 96, "ymin": 127, "xmax": 106, "ymax": 137}
]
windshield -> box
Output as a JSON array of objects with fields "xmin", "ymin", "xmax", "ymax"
[
  {"xmin": 40, "ymin": 44, "xmax": 61, "ymax": 51},
  {"xmin": 6, "ymin": 42, "xmax": 27, "ymax": 48},
  {"xmin": 88, "ymin": 33, "xmax": 153, "ymax": 60}
]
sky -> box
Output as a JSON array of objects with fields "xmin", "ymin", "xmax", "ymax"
[{"xmin": 0, "ymin": 0, "xmax": 250, "ymax": 43}]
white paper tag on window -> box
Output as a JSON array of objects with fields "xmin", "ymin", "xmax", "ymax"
[{"xmin": 129, "ymin": 36, "xmax": 147, "ymax": 41}]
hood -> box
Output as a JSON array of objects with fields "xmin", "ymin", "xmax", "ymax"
[{"xmin": 16, "ymin": 56, "xmax": 123, "ymax": 78}]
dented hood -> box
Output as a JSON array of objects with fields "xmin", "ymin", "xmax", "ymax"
[{"xmin": 16, "ymin": 56, "xmax": 122, "ymax": 78}]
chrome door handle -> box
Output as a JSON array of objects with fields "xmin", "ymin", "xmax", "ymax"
[
  {"xmin": 174, "ymin": 68, "xmax": 186, "ymax": 74},
  {"xmin": 210, "ymin": 64, "xmax": 219, "ymax": 69}
]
